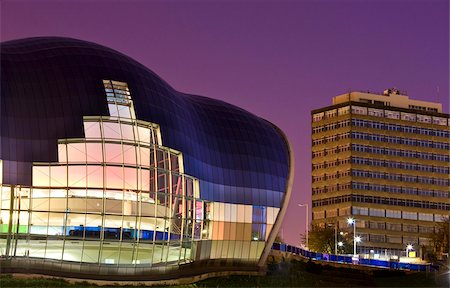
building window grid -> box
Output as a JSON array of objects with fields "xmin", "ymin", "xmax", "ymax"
[
  {"xmin": 312, "ymin": 118, "xmax": 449, "ymax": 138},
  {"xmin": 351, "ymin": 169, "xmax": 449, "ymax": 186},
  {"xmin": 312, "ymin": 193, "xmax": 450, "ymax": 211},
  {"xmin": 314, "ymin": 156, "xmax": 449, "ymax": 175},
  {"xmin": 0, "ymin": 80, "xmax": 221, "ymax": 267},
  {"xmin": 313, "ymin": 131, "xmax": 449, "ymax": 150},
  {"xmin": 351, "ymin": 144, "xmax": 449, "ymax": 162}
]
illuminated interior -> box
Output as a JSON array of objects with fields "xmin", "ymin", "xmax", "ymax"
[{"xmin": 0, "ymin": 80, "xmax": 279, "ymax": 267}]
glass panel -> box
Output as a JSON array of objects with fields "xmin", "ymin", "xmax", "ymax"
[
  {"xmin": 58, "ymin": 144, "xmax": 67, "ymax": 163},
  {"xmin": 139, "ymin": 147, "xmax": 151, "ymax": 167},
  {"xmin": 171, "ymin": 153, "xmax": 179, "ymax": 172},
  {"xmin": 156, "ymin": 149, "xmax": 167, "ymax": 169},
  {"xmin": 49, "ymin": 197, "xmax": 67, "ymax": 212},
  {"xmin": 33, "ymin": 166, "xmax": 50, "ymax": 186},
  {"xmin": 28, "ymin": 238, "xmax": 46, "ymax": 258},
  {"xmin": 67, "ymin": 143, "xmax": 86, "ymax": 163},
  {"xmin": 85, "ymin": 214, "xmax": 102, "ymax": 239},
  {"xmin": 123, "ymin": 144, "xmax": 136, "ymax": 165},
  {"xmin": 63, "ymin": 241, "xmax": 83, "ymax": 262},
  {"xmin": 30, "ymin": 212, "xmax": 49, "ymax": 233},
  {"xmin": 117, "ymin": 105, "xmax": 132, "ymax": 119},
  {"xmin": 103, "ymin": 122, "xmax": 121, "ymax": 139},
  {"xmin": 105, "ymin": 166, "xmax": 123, "ymax": 189},
  {"xmin": 108, "ymin": 103, "xmax": 119, "ymax": 117},
  {"xmin": 82, "ymin": 240, "xmax": 100, "ymax": 263},
  {"xmin": 138, "ymin": 126, "xmax": 151, "ymax": 144},
  {"xmin": 47, "ymin": 212, "xmax": 64, "ymax": 235},
  {"xmin": 157, "ymin": 170, "xmax": 169, "ymax": 195},
  {"xmin": 87, "ymin": 166, "xmax": 103, "ymax": 188},
  {"xmin": 104, "ymin": 215, "xmax": 123, "ymax": 230},
  {"xmin": 45, "ymin": 239, "xmax": 63, "ymax": 260},
  {"xmin": 84, "ymin": 122, "xmax": 101, "ymax": 139},
  {"xmin": 105, "ymin": 143, "xmax": 123, "ymax": 164},
  {"xmin": 101, "ymin": 243, "xmax": 120, "ymax": 264},
  {"xmin": 121, "ymin": 123, "xmax": 134, "ymax": 141},
  {"xmin": 31, "ymin": 191, "xmax": 49, "ymax": 210},
  {"xmin": 139, "ymin": 169, "xmax": 150, "ymax": 192},
  {"xmin": 50, "ymin": 166, "xmax": 67, "ymax": 187},
  {"xmin": 124, "ymin": 167, "xmax": 138, "ymax": 190},
  {"xmin": 85, "ymin": 196, "xmax": 102, "ymax": 213},
  {"xmin": 68, "ymin": 165, "xmax": 87, "ymax": 187},
  {"xmin": 68, "ymin": 196, "xmax": 86, "ymax": 213},
  {"xmin": 86, "ymin": 143, "xmax": 103, "ymax": 163}
]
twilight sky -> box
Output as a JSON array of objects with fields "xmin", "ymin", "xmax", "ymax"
[{"xmin": 1, "ymin": 0, "xmax": 448, "ymax": 245}]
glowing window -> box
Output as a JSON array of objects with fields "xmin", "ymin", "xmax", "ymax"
[
  {"xmin": 251, "ymin": 206, "xmax": 267, "ymax": 241},
  {"xmin": 68, "ymin": 166, "xmax": 87, "ymax": 187},
  {"xmin": 105, "ymin": 143, "xmax": 123, "ymax": 163},
  {"xmin": 33, "ymin": 166, "xmax": 50, "ymax": 186},
  {"xmin": 138, "ymin": 126, "xmax": 151, "ymax": 143},
  {"xmin": 138, "ymin": 147, "xmax": 151, "ymax": 167},
  {"xmin": 105, "ymin": 166, "xmax": 123, "ymax": 189},
  {"xmin": 67, "ymin": 143, "xmax": 87, "ymax": 163},
  {"xmin": 338, "ymin": 106, "xmax": 350, "ymax": 115},
  {"xmin": 103, "ymin": 122, "xmax": 121, "ymax": 139},
  {"xmin": 86, "ymin": 143, "xmax": 103, "ymax": 163},
  {"xmin": 50, "ymin": 166, "xmax": 67, "ymax": 187},
  {"xmin": 120, "ymin": 123, "xmax": 135, "ymax": 141},
  {"xmin": 139, "ymin": 169, "xmax": 150, "ymax": 192},
  {"xmin": 84, "ymin": 122, "xmax": 101, "ymax": 139},
  {"xmin": 108, "ymin": 104, "xmax": 119, "ymax": 117},
  {"xmin": 123, "ymin": 144, "xmax": 136, "ymax": 165},
  {"xmin": 87, "ymin": 166, "xmax": 103, "ymax": 188},
  {"xmin": 124, "ymin": 167, "xmax": 138, "ymax": 190},
  {"xmin": 58, "ymin": 144, "xmax": 67, "ymax": 163},
  {"xmin": 117, "ymin": 105, "xmax": 132, "ymax": 119}
]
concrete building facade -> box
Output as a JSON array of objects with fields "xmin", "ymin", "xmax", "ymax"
[{"xmin": 311, "ymin": 89, "xmax": 449, "ymax": 257}]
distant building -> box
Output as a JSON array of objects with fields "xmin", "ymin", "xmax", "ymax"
[
  {"xmin": 0, "ymin": 37, "xmax": 293, "ymax": 281},
  {"xmin": 311, "ymin": 89, "xmax": 449, "ymax": 257}
]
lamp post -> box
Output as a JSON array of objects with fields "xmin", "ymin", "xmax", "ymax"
[
  {"xmin": 337, "ymin": 241, "xmax": 344, "ymax": 254},
  {"xmin": 347, "ymin": 218, "xmax": 358, "ymax": 255},
  {"xmin": 334, "ymin": 222, "xmax": 338, "ymax": 255},
  {"xmin": 327, "ymin": 222, "xmax": 338, "ymax": 255},
  {"xmin": 299, "ymin": 204, "xmax": 309, "ymax": 249}
]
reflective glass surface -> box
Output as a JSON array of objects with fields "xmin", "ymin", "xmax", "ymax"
[
  {"xmin": 1, "ymin": 37, "xmax": 289, "ymax": 209},
  {"xmin": 0, "ymin": 74, "xmax": 287, "ymax": 272}
]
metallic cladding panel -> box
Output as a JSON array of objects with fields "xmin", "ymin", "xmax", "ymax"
[{"xmin": 0, "ymin": 37, "xmax": 289, "ymax": 208}]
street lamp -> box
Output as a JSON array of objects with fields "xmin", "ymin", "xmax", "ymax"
[
  {"xmin": 406, "ymin": 244, "xmax": 413, "ymax": 258},
  {"xmin": 298, "ymin": 204, "xmax": 309, "ymax": 249},
  {"xmin": 338, "ymin": 241, "xmax": 343, "ymax": 254},
  {"xmin": 327, "ymin": 222, "xmax": 338, "ymax": 255},
  {"xmin": 347, "ymin": 218, "xmax": 358, "ymax": 255}
]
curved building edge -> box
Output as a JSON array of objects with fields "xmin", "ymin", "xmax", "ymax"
[{"xmin": 258, "ymin": 122, "xmax": 294, "ymax": 267}]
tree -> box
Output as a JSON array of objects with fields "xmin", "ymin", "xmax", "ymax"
[
  {"xmin": 301, "ymin": 224, "xmax": 334, "ymax": 253},
  {"xmin": 301, "ymin": 224, "xmax": 353, "ymax": 254},
  {"xmin": 427, "ymin": 216, "xmax": 449, "ymax": 261}
]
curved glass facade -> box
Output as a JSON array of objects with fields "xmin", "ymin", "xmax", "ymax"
[{"xmin": 0, "ymin": 38, "xmax": 292, "ymax": 278}]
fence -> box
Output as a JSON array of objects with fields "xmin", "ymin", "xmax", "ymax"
[{"xmin": 271, "ymin": 243, "xmax": 432, "ymax": 272}]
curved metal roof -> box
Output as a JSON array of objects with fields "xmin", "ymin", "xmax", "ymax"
[{"xmin": 1, "ymin": 37, "xmax": 289, "ymax": 207}]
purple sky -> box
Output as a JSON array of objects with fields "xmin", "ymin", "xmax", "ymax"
[{"xmin": 1, "ymin": 0, "xmax": 448, "ymax": 245}]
